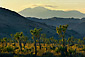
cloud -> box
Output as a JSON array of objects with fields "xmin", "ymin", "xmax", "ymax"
[
  {"xmin": 32, "ymin": 4, "xmax": 58, "ymax": 8},
  {"xmin": 43, "ymin": 5, "xmax": 58, "ymax": 8}
]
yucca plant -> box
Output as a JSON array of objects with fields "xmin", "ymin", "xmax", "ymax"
[
  {"xmin": 56, "ymin": 24, "xmax": 68, "ymax": 56},
  {"xmin": 56, "ymin": 25, "xmax": 68, "ymax": 47},
  {"xmin": 13, "ymin": 32, "xmax": 26, "ymax": 51},
  {"xmin": 30, "ymin": 28, "xmax": 42, "ymax": 56}
]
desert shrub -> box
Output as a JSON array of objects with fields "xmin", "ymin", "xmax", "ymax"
[
  {"xmin": 56, "ymin": 46, "xmax": 68, "ymax": 53},
  {"xmin": 3, "ymin": 46, "xmax": 14, "ymax": 52},
  {"xmin": 28, "ymin": 49, "xmax": 32, "ymax": 51},
  {"xmin": 6, "ymin": 46, "xmax": 14, "ymax": 52},
  {"xmin": 59, "ymin": 47, "xmax": 65, "ymax": 51},
  {"xmin": 50, "ymin": 46, "xmax": 56, "ymax": 50},
  {"xmin": 12, "ymin": 43, "xmax": 15, "ymax": 46},
  {"xmin": 31, "ymin": 47, "xmax": 34, "ymax": 49},
  {"xmin": 41, "ymin": 47, "xmax": 43, "ymax": 48},
  {"xmin": 24, "ymin": 49, "xmax": 28, "ymax": 52},
  {"xmin": 22, "ymin": 50, "xmax": 25, "ymax": 52},
  {"xmin": 56, "ymin": 49, "xmax": 60, "ymax": 53},
  {"xmin": 18, "ymin": 49, "xmax": 21, "ymax": 52},
  {"xmin": 22, "ymin": 49, "xmax": 29, "ymax": 53},
  {"xmin": 22, "ymin": 46, "xmax": 25, "ymax": 49},
  {"xmin": 14, "ymin": 47, "xmax": 19, "ymax": 50},
  {"xmin": 82, "ymin": 48, "xmax": 85, "ymax": 51},
  {"xmin": 76, "ymin": 44, "xmax": 79, "ymax": 47},
  {"xmin": 77, "ymin": 44, "xmax": 83, "ymax": 48},
  {"xmin": 3, "ymin": 47, "xmax": 7, "ymax": 52},
  {"xmin": 78, "ymin": 45, "xmax": 83, "ymax": 48},
  {"xmin": 68, "ymin": 49, "xmax": 75, "ymax": 54},
  {"xmin": 56, "ymin": 47, "xmax": 64, "ymax": 53},
  {"xmin": 26, "ymin": 49, "xmax": 29, "ymax": 51},
  {"xmin": 69, "ymin": 43, "xmax": 74, "ymax": 46},
  {"xmin": 0, "ymin": 47, "xmax": 3, "ymax": 50},
  {"xmin": 53, "ymin": 46, "xmax": 56, "ymax": 50},
  {"xmin": 0, "ymin": 47, "xmax": 3, "ymax": 52}
]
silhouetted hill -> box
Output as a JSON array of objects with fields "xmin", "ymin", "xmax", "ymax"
[
  {"xmin": 0, "ymin": 7, "xmax": 57, "ymax": 38},
  {"xmin": 0, "ymin": 7, "xmax": 81, "ymax": 39},
  {"xmin": 19, "ymin": 6, "xmax": 85, "ymax": 18}
]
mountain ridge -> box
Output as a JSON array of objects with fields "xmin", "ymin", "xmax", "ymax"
[{"xmin": 19, "ymin": 6, "xmax": 85, "ymax": 18}]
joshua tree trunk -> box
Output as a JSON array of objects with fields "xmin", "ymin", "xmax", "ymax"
[
  {"xmin": 19, "ymin": 41, "xmax": 22, "ymax": 51},
  {"xmin": 4, "ymin": 42, "xmax": 7, "ymax": 47},
  {"xmin": 52, "ymin": 42, "xmax": 54, "ymax": 46},
  {"xmin": 6, "ymin": 42, "xmax": 7, "ymax": 47},
  {"xmin": 39, "ymin": 38, "xmax": 41, "ymax": 50},
  {"xmin": 23, "ymin": 42, "xmax": 26, "ymax": 49},
  {"xmin": 34, "ymin": 39, "xmax": 37, "ymax": 56},
  {"xmin": 68, "ymin": 41, "xmax": 70, "ymax": 45},
  {"xmin": 44, "ymin": 42, "xmax": 45, "ymax": 46},
  {"xmin": 1, "ymin": 42, "xmax": 4, "ymax": 47},
  {"xmin": 62, "ymin": 35, "xmax": 65, "ymax": 48},
  {"xmin": 61, "ymin": 36, "xmax": 66, "ymax": 56},
  {"xmin": 63, "ymin": 39, "xmax": 65, "ymax": 47}
]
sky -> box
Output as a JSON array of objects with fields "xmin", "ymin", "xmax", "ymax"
[{"xmin": 0, "ymin": 0, "xmax": 85, "ymax": 13}]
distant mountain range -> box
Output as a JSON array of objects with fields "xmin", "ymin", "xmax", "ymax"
[
  {"xmin": 27, "ymin": 17, "xmax": 85, "ymax": 37},
  {"xmin": 19, "ymin": 6, "xmax": 85, "ymax": 18},
  {"xmin": 0, "ymin": 7, "xmax": 81, "ymax": 39}
]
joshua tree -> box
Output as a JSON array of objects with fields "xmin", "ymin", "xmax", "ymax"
[
  {"xmin": 3, "ymin": 37, "xmax": 7, "ymax": 47},
  {"xmin": 67, "ymin": 36, "xmax": 74, "ymax": 46},
  {"xmin": 0, "ymin": 39, "xmax": 3, "ymax": 47},
  {"xmin": 50, "ymin": 37, "xmax": 55, "ymax": 46},
  {"xmin": 78, "ymin": 39, "xmax": 81, "ymax": 45},
  {"xmin": 7, "ymin": 38, "xmax": 12, "ymax": 45},
  {"xmin": 10, "ymin": 34, "xmax": 17, "ymax": 46},
  {"xmin": 41, "ymin": 33, "xmax": 46, "ymax": 46},
  {"xmin": 67, "ymin": 37, "xmax": 71, "ymax": 45},
  {"xmin": 83, "ymin": 37, "xmax": 85, "ymax": 45},
  {"xmin": 13, "ymin": 32, "xmax": 24, "ymax": 51},
  {"xmin": 22, "ymin": 36, "xmax": 28, "ymax": 49},
  {"xmin": 74, "ymin": 38, "xmax": 78, "ymax": 44},
  {"xmin": 54, "ymin": 39, "xmax": 58, "ymax": 45},
  {"xmin": 56, "ymin": 25, "xmax": 68, "ymax": 56},
  {"xmin": 30, "ymin": 28, "xmax": 42, "ymax": 56},
  {"xmin": 56, "ymin": 24, "xmax": 68, "ymax": 47},
  {"xmin": 78, "ymin": 39, "xmax": 84, "ymax": 47}
]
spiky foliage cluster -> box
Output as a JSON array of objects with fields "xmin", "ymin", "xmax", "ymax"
[
  {"xmin": 56, "ymin": 24, "xmax": 68, "ymax": 47},
  {"xmin": 12, "ymin": 32, "xmax": 28, "ymax": 51}
]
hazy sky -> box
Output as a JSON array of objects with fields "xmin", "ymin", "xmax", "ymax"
[{"xmin": 0, "ymin": 0, "xmax": 85, "ymax": 13}]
